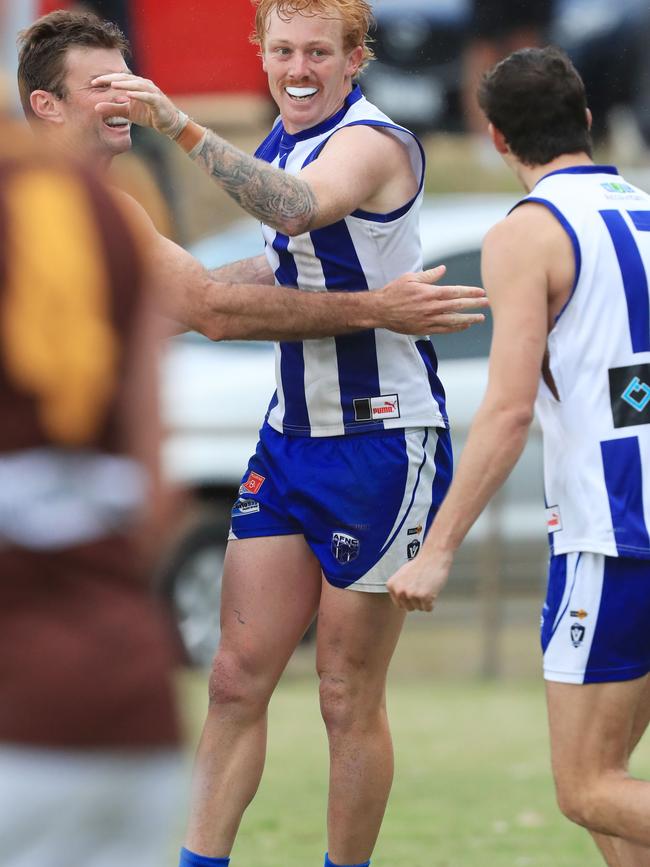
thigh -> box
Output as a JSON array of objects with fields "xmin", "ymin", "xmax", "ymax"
[
  {"xmin": 541, "ymin": 553, "xmax": 650, "ymax": 685},
  {"xmin": 301, "ymin": 427, "xmax": 452, "ymax": 593},
  {"xmin": 316, "ymin": 577, "xmax": 406, "ymax": 692},
  {"xmin": 546, "ymin": 676, "xmax": 649, "ymax": 784},
  {"xmin": 218, "ymin": 535, "xmax": 322, "ymax": 680}
]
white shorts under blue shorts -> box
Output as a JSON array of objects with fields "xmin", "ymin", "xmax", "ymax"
[
  {"xmin": 541, "ymin": 552, "xmax": 650, "ymax": 684},
  {"xmin": 228, "ymin": 423, "xmax": 453, "ymax": 592}
]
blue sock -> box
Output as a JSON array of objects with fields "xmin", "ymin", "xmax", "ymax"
[
  {"xmin": 324, "ymin": 854, "xmax": 370, "ymax": 867},
  {"xmin": 179, "ymin": 847, "xmax": 230, "ymax": 867}
]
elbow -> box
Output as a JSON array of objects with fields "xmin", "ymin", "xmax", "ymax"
[
  {"xmin": 500, "ymin": 404, "xmax": 535, "ymax": 435},
  {"xmin": 278, "ymin": 216, "xmax": 312, "ymax": 237},
  {"xmin": 196, "ymin": 316, "xmax": 228, "ymax": 342},
  {"xmin": 482, "ymin": 397, "xmax": 534, "ymax": 438}
]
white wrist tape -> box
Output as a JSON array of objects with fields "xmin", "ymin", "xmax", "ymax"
[{"xmin": 167, "ymin": 109, "xmax": 189, "ymax": 140}]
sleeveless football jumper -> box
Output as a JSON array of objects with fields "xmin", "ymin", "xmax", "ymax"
[{"xmin": 256, "ymin": 85, "xmax": 448, "ymax": 437}]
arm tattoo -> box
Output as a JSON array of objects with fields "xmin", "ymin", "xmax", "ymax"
[{"xmin": 194, "ymin": 131, "xmax": 317, "ymax": 234}]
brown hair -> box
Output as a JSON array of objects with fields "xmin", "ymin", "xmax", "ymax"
[
  {"xmin": 17, "ymin": 10, "xmax": 130, "ymax": 121},
  {"xmin": 477, "ymin": 46, "xmax": 592, "ymax": 166},
  {"xmin": 251, "ymin": 0, "xmax": 374, "ymax": 70}
]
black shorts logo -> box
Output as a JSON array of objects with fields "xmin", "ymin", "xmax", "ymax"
[
  {"xmin": 609, "ymin": 364, "xmax": 650, "ymax": 428},
  {"xmin": 407, "ymin": 539, "xmax": 420, "ymax": 560}
]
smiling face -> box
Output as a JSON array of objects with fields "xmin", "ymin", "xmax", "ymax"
[
  {"xmin": 261, "ymin": 9, "xmax": 363, "ymax": 134},
  {"xmin": 52, "ymin": 46, "xmax": 131, "ymax": 162}
]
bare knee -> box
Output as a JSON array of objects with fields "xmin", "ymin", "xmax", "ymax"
[
  {"xmin": 318, "ymin": 668, "xmax": 386, "ymax": 735},
  {"xmin": 554, "ymin": 772, "xmax": 623, "ymax": 831},
  {"xmin": 555, "ymin": 779, "xmax": 591, "ymax": 827},
  {"xmin": 207, "ymin": 650, "xmax": 273, "ymax": 718}
]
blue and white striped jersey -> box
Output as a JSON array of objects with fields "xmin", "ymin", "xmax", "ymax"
[
  {"xmin": 255, "ymin": 85, "xmax": 448, "ymax": 437},
  {"xmin": 518, "ymin": 166, "xmax": 650, "ymax": 559}
]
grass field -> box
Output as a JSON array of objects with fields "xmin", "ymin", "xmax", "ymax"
[{"xmin": 173, "ymin": 615, "xmax": 650, "ymax": 867}]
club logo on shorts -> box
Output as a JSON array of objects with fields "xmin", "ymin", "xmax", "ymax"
[
  {"xmin": 407, "ymin": 539, "xmax": 421, "ymax": 560},
  {"xmin": 232, "ymin": 498, "xmax": 260, "ymax": 516},
  {"xmin": 570, "ymin": 623, "xmax": 586, "ymax": 648},
  {"xmin": 240, "ymin": 471, "xmax": 265, "ymax": 495},
  {"xmin": 331, "ymin": 532, "xmax": 360, "ymax": 564}
]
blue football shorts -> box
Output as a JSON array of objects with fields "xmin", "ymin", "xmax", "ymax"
[
  {"xmin": 228, "ymin": 423, "xmax": 453, "ymax": 592},
  {"xmin": 541, "ymin": 552, "xmax": 650, "ymax": 684}
]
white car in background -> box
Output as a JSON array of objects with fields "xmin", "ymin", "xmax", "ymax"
[{"xmin": 160, "ymin": 194, "xmax": 548, "ymax": 667}]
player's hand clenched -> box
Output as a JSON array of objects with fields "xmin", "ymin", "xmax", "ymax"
[{"xmin": 387, "ymin": 550, "xmax": 453, "ymax": 612}]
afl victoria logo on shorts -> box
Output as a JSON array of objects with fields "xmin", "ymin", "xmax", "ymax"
[
  {"xmin": 570, "ymin": 623, "xmax": 586, "ymax": 648},
  {"xmin": 407, "ymin": 539, "xmax": 420, "ymax": 559},
  {"xmin": 331, "ymin": 532, "xmax": 360, "ymax": 564}
]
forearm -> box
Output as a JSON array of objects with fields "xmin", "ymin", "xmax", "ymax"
[
  {"xmin": 209, "ymin": 254, "xmax": 275, "ymax": 286},
  {"xmin": 191, "ymin": 282, "xmax": 382, "ymax": 341},
  {"xmin": 422, "ymin": 403, "xmax": 533, "ymax": 559},
  {"xmin": 177, "ymin": 121, "xmax": 317, "ymax": 236}
]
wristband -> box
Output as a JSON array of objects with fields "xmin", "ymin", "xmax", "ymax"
[
  {"xmin": 176, "ymin": 119, "xmax": 208, "ymax": 157},
  {"xmin": 166, "ymin": 109, "xmax": 189, "ymax": 140}
]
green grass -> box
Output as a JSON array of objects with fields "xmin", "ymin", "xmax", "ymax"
[{"xmin": 174, "ymin": 620, "xmax": 650, "ymax": 867}]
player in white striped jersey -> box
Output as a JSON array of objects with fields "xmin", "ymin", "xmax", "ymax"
[
  {"xmin": 94, "ymin": 3, "xmax": 491, "ymax": 867},
  {"xmin": 389, "ymin": 47, "xmax": 650, "ymax": 865}
]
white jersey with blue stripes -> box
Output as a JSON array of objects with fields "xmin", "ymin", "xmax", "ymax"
[
  {"xmin": 255, "ymin": 85, "xmax": 448, "ymax": 437},
  {"xmin": 520, "ymin": 166, "xmax": 650, "ymax": 559}
]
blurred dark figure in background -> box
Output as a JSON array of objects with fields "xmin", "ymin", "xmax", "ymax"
[
  {"xmin": 462, "ymin": 0, "xmax": 554, "ymax": 153},
  {"xmin": 0, "ymin": 63, "xmax": 182, "ymax": 867}
]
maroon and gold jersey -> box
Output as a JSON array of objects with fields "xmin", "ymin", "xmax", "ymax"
[{"xmin": 0, "ymin": 131, "xmax": 179, "ymax": 749}]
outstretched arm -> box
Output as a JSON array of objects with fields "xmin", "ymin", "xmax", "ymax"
[
  {"xmin": 114, "ymin": 189, "xmax": 488, "ymax": 341},
  {"xmin": 387, "ymin": 209, "xmax": 551, "ymax": 612},
  {"xmin": 93, "ymin": 75, "xmax": 416, "ymax": 235}
]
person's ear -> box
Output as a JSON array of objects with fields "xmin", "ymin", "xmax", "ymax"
[
  {"xmin": 488, "ymin": 122, "xmax": 509, "ymax": 155},
  {"xmin": 30, "ymin": 90, "xmax": 64, "ymax": 123},
  {"xmin": 346, "ymin": 45, "xmax": 364, "ymax": 78}
]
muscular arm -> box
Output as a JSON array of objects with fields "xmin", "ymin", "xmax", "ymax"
[
  {"xmin": 112, "ymin": 189, "xmax": 488, "ymax": 341},
  {"xmin": 93, "ymin": 77, "xmax": 416, "ymax": 235},
  {"xmin": 187, "ymin": 130, "xmax": 319, "ymax": 236},
  {"xmin": 388, "ymin": 207, "xmax": 555, "ymax": 611}
]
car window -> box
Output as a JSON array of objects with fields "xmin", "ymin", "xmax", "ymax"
[{"xmin": 425, "ymin": 249, "xmax": 493, "ymax": 360}]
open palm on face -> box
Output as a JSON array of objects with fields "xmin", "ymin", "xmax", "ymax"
[{"xmin": 92, "ymin": 73, "xmax": 180, "ymax": 135}]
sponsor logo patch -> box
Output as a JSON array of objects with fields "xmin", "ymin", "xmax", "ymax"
[
  {"xmin": 353, "ymin": 394, "xmax": 401, "ymax": 422},
  {"xmin": 331, "ymin": 532, "xmax": 360, "ymax": 564},
  {"xmin": 407, "ymin": 539, "xmax": 421, "ymax": 560},
  {"xmin": 240, "ymin": 471, "xmax": 265, "ymax": 495},
  {"xmin": 407, "ymin": 525, "xmax": 423, "ymax": 536},
  {"xmin": 609, "ymin": 364, "xmax": 650, "ymax": 427},
  {"xmin": 570, "ymin": 609, "xmax": 588, "ymax": 620},
  {"xmin": 601, "ymin": 181, "xmax": 636, "ymax": 195},
  {"xmin": 232, "ymin": 498, "xmax": 260, "ymax": 516},
  {"xmin": 545, "ymin": 506, "xmax": 562, "ymax": 533},
  {"xmin": 570, "ymin": 623, "xmax": 586, "ymax": 648}
]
